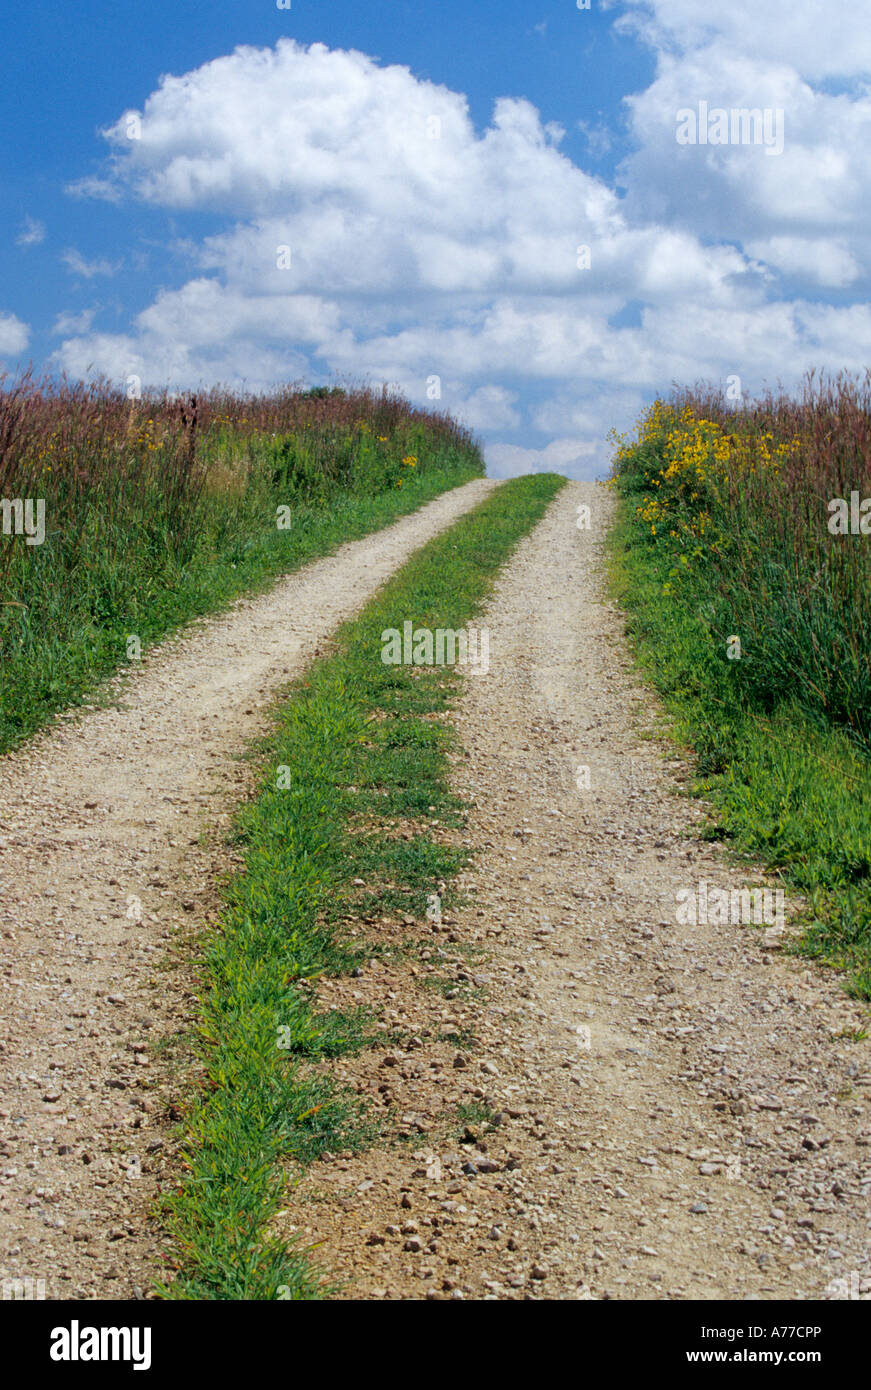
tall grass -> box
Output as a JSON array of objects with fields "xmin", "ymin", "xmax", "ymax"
[
  {"xmin": 610, "ymin": 373, "xmax": 871, "ymax": 995},
  {"xmin": 612, "ymin": 372, "xmax": 871, "ymax": 752},
  {"xmin": 0, "ymin": 373, "xmax": 483, "ymax": 752}
]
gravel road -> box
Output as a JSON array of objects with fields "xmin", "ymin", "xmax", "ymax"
[
  {"xmin": 0, "ymin": 478, "xmax": 494, "ymax": 1299},
  {"xmin": 291, "ymin": 481, "xmax": 871, "ymax": 1301},
  {"xmin": 2, "ymin": 475, "xmax": 868, "ymax": 1302}
]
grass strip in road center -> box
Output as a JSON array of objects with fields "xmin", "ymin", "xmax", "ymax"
[{"xmin": 161, "ymin": 471, "xmax": 566, "ymax": 1299}]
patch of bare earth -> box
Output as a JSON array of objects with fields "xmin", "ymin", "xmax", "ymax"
[
  {"xmin": 0, "ymin": 479, "xmax": 495, "ymax": 1300},
  {"xmin": 290, "ymin": 481, "xmax": 871, "ymax": 1302}
]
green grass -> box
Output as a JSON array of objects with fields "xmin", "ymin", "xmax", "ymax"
[
  {"xmin": 160, "ymin": 470, "xmax": 566, "ymax": 1300},
  {"xmin": 0, "ymin": 447, "xmax": 480, "ymax": 755},
  {"xmin": 608, "ymin": 490, "xmax": 871, "ymax": 999},
  {"xmin": 455, "ymin": 1101, "xmax": 500, "ymax": 1137}
]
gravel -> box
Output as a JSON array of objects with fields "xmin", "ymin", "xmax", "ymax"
[
  {"xmin": 0, "ymin": 480, "xmax": 494, "ymax": 1300},
  {"xmin": 285, "ymin": 481, "xmax": 871, "ymax": 1301}
]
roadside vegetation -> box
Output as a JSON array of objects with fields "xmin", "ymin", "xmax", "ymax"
[
  {"xmin": 0, "ymin": 373, "xmax": 483, "ymax": 753},
  {"xmin": 609, "ymin": 372, "xmax": 871, "ymax": 997},
  {"xmin": 161, "ymin": 471, "xmax": 565, "ymax": 1300}
]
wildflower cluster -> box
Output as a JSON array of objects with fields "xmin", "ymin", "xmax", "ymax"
[
  {"xmin": 620, "ymin": 400, "xmax": 798, "ymax": 558},
  {"xmin": 609, "ymin": 374, "xmax": 871, "ymax": 753}
]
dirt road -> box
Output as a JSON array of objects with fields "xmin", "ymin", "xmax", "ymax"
[
  {"xmin": 0, "ymin": 478, "xmax": 494, "ymax": 1299},
  {"xmin": 292, "ymin": 481, "xmax": 871, "ymax": 1300},
  {"xmin": 2, "ymin": 475, "xmax": 868, "ymax": 1301}
]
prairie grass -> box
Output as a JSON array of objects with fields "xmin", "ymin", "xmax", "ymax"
[
  {"xmin": 0, "ymin": 373, "xmax": 483, "ymax": 752},
  {"xmin": 610, "ymin": 374, "xmax": 871, "ymax": 995}
]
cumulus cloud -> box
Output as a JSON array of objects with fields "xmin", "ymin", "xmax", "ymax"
[
  {"xmin": 620, "ymin": 49, "xmax": 871, "ymax": 259},
  {"xmin": 616, "ymin": 0, "xmax": 871, "ymax": 81},
  {"xmin": 53, "ymin": 22, "xmax": 871, "ymax": 477},
  {"xmin": 743, "ymin": 236, "xmax": 862, "ymax": 288},
  {"xmin": 452, "ymin": 385, "xmax": 521, "ymax": 434},
  {"xmin": 487, "ymin": 438, "xmax": 600, "ymax": 480},
  {"xmin": 0, "ymin": 312, "xmax": 30, "ymax": 356}
]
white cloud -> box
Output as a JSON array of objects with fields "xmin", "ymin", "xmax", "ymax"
[
  {"xmin": 53, "ymin": 25, "xmax": 871, "ymax": 477},
  {"xmin": 452, "ymin": 385, "xmax": 521, "ymax": 433},
  {"xmin": 531, "ymin": 386, "xmax": 647, "ymax": 440},
  {"xmin": 620, "ymin": 48, "xmax": 871, "ymax": 253},
  {"xmin": 52, "ymin": 308, "xmax": 97, "ymax": 336},
  {"xmin": 0, "ymin": 312, "xmax": 30, "ymax": 356},
  {"xmin": 16, "ymin": 216, "xmax": 45, "ymax": 247},
  {"xmin": 616, "ymin": 1, "xmax": 871, "ymax": 81},
  {"xmin": 61, "ymin": 249, "xmax": 120, "ymax": 279},
  {"xmin": 744, "ymin": 236, "xmax": 862, "ymax": 288},
  {"xmin": 487, "ymin": 438, "xmax": 600, "ymax": 480}
]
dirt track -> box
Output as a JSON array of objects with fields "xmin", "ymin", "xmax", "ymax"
[
  {"xmin": 1, "ymin": 475, "xmax": 869, "ymax": 1301},
  {"xmin": 289, "ymin": 481, "xmax": 871, "ymax": 1300},
  {"xmin": 0, "ymin": 478, "xmax": 494, "ymax": 1299}
]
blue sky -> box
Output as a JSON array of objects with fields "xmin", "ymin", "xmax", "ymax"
[{"xmin": 2, "ymin": 1, "xmax": 870, "ymax": 475}]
